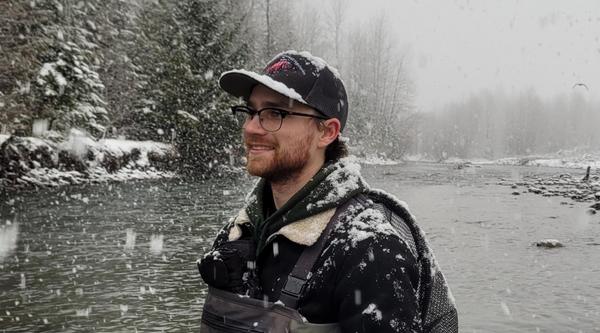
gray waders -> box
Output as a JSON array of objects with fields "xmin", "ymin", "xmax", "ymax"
[
  {"xmin": 201, "ymin": 287, "xmax": 340, "ymax": 333},
  {"xmin": 200, "ymin": 199, "xmax": 356, "ymax": 333}
]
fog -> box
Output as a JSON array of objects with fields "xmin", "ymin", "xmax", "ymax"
[{"xmin": 343, "ymin": 0, "xmax": 600, "ymax": 112}]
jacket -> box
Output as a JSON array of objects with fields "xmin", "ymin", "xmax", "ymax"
[{"xmin": 206, "ymin": 158, "xmax": 458, "ymax": 332}]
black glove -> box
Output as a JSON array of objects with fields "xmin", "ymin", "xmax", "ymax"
[{"xmin": 198, "ymin": 239, "xmax": 256, "ymax": 294}]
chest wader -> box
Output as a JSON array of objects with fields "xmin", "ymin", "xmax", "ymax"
[{"xmin": 200, "ymin": 199, "xmax": 356, "ymax": 333}]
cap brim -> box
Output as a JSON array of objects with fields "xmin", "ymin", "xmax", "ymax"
[{"xmin": 219, "ymin": 69, "xmax": 307, "ymax": 104}]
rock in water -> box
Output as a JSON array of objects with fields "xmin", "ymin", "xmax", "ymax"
[
  {"xmin": 528, "ymin": 186, "xmax": 542, "ymax": 194},
  {"xmin": 535, "ymin": 239, "xmax": 564, "ymax": 248},
  {"xmin": 586, "ymin": 208, "xmax": 597, "ymax": 215}
]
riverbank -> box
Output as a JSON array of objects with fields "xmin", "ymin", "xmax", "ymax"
[
  {"xmin": 0, "ymin": 131, "xmax": 178, "ymax": 190},
  {"xmin": 404, "ymin": 149, "xmax": 600, "ymax": 170},
  {"xmin": 363, "ymin": 152, "xmax": 600, "ymax": 205}
]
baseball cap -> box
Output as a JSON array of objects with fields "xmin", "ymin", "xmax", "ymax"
[{"xmin": 219, "ymin": 50, "xmax": 349, "ymax": 131}]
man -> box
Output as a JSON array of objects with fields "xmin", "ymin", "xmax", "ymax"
[{"xmin": 198, "ymin": 51, "xmax": 458, "ymax": 332}]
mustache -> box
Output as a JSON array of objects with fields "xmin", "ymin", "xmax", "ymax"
[{"xmin": 243, "ymin": 135, "xmax": 276, "ymax": 147}]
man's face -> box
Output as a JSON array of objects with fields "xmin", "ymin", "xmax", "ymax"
[{"xmin": 243, "ymin": 85, "xmax": 321, "ymax": 183}]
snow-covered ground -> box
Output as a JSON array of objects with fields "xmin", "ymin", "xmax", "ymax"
[
  {"xmin": 358, "ymin": 154, "xmax": 401, "ymax": 166},
  {"xmin": 1, "ymin": 130, "xmax": 177, "ymax": 188},
  {"xmin": 402, "ymin": 151, "xmax": 600, "ymax": 170},
  {"xmin": 0, "ymin": 134, "xmax": 9, "ymax": 145}
]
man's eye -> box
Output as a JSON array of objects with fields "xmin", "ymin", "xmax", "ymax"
[{"xmin": 265, "ymin": 110, "xmax": 284, "ymax": 119}]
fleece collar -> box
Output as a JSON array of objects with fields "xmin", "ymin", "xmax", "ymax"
[
  {"xmin": 228, "ymin": 208, "xmax": 336, "ymax": 246},
  {"xmin": 241, "ymin": 158, "xmax": 369, "ymax": 253}
]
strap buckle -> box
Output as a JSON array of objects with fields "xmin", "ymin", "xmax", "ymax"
[
  {"xmin": 281, "ymin": 275, "xmax": 306, "ymax": 298},
  {"xmin": 279, "ymin": 275, "xmax": 307, "ymax": 308}
]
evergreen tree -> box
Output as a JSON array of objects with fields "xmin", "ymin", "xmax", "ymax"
[
  {"xmin": 94, "ymin": 0, "xmax": 141, "ymax": 136},
  {"xmin": 0, "ymin": 0, "xmax": 55, "ymax": 134},
  {"xmin": 132, "ymin": 0, "xmax": 251, "ymax": 176},
  {"xmin": 1, "ymin": 0, "xmax": 108, "ymax": 137}
]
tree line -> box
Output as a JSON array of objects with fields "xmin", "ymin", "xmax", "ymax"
[
  {"xmin": 412, "ymin": 89, "xmax": 600, "ymax": 161},
  {"xmin": 1, "ymin": 0, "xmax": 415, "ymax": 176}
]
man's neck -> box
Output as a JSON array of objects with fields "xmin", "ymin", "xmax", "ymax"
[{"xmin": 269, "ymin": 160, "xmax": 324, "ymax": 209}]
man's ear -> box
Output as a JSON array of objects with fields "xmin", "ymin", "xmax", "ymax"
[{"xmin": 317, "ymin": 118, "xmax": 341, "ymax": 149}]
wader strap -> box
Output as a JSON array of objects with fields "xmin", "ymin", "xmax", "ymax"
[{"xmin": 279, "ymin": 196, "xmax": 361, "ymax": 308}]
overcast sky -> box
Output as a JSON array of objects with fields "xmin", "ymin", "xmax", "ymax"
[{"xmin": 344, "ymin": 0, "xmax": 600, "ymax": 112}]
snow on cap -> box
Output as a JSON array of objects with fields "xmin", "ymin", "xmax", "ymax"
[{"xmin": 219, "ymin": 50, "xmax": 349, "ymax": 131}]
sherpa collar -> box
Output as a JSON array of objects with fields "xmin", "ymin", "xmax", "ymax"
[
  {"xmin": 241, "ymin": 158, "xmax": 369, "ymax": 253},
  {"xmin": 228, "ymin": 207, "xmax": 336, "ymax": 246}
]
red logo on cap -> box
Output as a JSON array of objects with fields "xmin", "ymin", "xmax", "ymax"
[{"xmin": 266, "ymin": 58, "xmax": 294, "ymax": 74}]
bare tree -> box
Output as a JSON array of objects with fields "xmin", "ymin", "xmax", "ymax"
[
  {"xmin": 265, "ymin": 0, "xmax": 272, "ymax": 56},
  {"xmin": 328, "ymin": 0, "xmax": 347, "ymax": 70},
  {"xmin": 341, "ymin": 13, "xmax": 415, "ymax": 158}
]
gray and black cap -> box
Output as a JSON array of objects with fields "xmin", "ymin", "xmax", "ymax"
[{"xmin": 219, "ymin": 50, "xmax": 349, "ymax": 131}]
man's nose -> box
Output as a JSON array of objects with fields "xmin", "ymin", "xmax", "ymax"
[{"xmin": 243, "ymin": 115, "xmax": 266, "ymax": 135}]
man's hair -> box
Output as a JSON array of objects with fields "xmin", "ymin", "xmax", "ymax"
[
  {"xmin": 325, "ymin": 137, "xmax": 348, "ymax": 162},
  {"xmin": 314, "ymin": 118, "xmax": 348, "ymax": 162}
]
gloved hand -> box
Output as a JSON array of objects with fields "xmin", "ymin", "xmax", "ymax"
[{"xmin": 198, "ymin": 240, "xmax": 255, "ymax": 294}]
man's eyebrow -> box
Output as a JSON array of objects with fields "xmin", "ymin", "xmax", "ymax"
[{"xmin": 263, "ymin": 100, "xmax": 290, "ymax": 108}]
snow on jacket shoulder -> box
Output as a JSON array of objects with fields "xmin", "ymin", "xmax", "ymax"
[{"xmin": 299, "ymin": 193, "xmax": 424, "ymax": 332}]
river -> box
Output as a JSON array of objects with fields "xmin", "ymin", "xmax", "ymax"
[{"xmin": 1, "ymin": 162, "xmax": 599, "ymax": 332}]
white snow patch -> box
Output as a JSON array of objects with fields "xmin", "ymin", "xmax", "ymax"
[
  {"xmin": 75, "ymin": 307, "xmax": 91, "ymax": 317},
  {"xmin": 308, "ymin": 157, "xmax": 365, "ymax": 211},
  {"xmin": 0, "ymin": 223, "xmax": 19, "ymax": 263},
  {"xmin": 354, "ymin": 289, "xmax": 362, "ymax": 305},
  {"xmin": 500, "ymin": 301, "xmax": 511, "ymax": 317},
  {"xmin": 176, "ymin": 110, "xmax": 199, "ymax": 122},
  {"xmin": 32, "ymin": 119, "xmax": 50, "ymax": 137},
  {"xmin": 39, "ymin": 62, "xmax": 67, "ymax": 88},
  {"xmin": 220, "ymin": 69, "xmax": 307, "ymax": 104},
  {"xmin": 362, "ymin": 303, "xmax": 382, "ymax": 321},
  {"xmin": 359, "ymin": 155, "xmax": 400, "ymax": 165},
  {"xmin": 275, "ymin": 50, "xmax": 343, "ymax": 81},
  {"xmin": 99, "ymin": 138, "xmax": 172, "ymax": 167},
  {"xmin": 124, "ymin": 229, "xmax": 136, "ymax": 250},
  {"xmin": 346, "ymin": 208, "xmax": 397, "ymax": 247},
  {"xmin": 19, "ymin": 273, "xmax": 26, "ymax": 289},
  {"xmin": 149, "ymin": 234, "xmax": 164, "ymax": 254},
  {"xmin": 59, "ymin": 129, "xmax": 95, "ymax": 158}
]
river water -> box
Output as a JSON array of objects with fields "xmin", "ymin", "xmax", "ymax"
[{"xmin": 0, "ymin": 162, "xmax": 599, "ymax": 332}]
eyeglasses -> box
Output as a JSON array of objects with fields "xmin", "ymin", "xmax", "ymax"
[{"xmin": 230, "ymin": 105, "xmax": 328, "ymax": 132}]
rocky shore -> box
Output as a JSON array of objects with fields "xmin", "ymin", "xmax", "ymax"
[{"xmin": 499, "ymin": 170, "xmax": 600, "ymax": 214}]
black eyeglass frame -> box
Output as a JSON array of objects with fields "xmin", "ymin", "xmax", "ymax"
[{"xmin": 230, "ymin": 105, "xmax": 329, "ymax": 132}]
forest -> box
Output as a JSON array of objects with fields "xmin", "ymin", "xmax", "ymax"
[{"xmin": 1, "ymin": 0, "xmax": 599, "ymax": 176}]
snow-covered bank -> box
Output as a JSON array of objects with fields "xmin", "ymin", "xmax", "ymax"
[
  {"xmin": 357, "ymin": 154, "xmax": 401, "ymax": 166},
  {"xmin": 499, "ymin": 172, "xmax": 600, "ymax": 204},
  {"xmin": 404, "ymin": 150, "xmax": 600, "ymax": 170},
  {"xmin": 0, "ymin": 131, "xmax": 178, "ymax": 189},
  {"xmin": 0, "ymin": 134, "xmax": 9, "ymax": 146}
]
